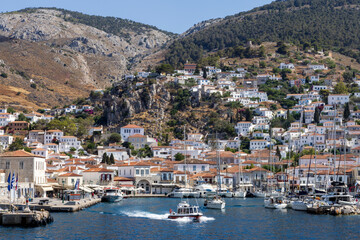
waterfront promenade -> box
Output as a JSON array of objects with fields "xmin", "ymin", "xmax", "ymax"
[{"xmin": 0, "ymin": 197, "xmax": 101, "ymax": 212}]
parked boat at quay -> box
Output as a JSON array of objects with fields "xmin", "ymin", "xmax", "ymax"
[
  {"xmin": 233, "ymin": 190, "xmax": 247, "ymax": 198},
  {"xmin": 204, "ymin": 195, "xmax": 226, "ymax": 209},
  {"xmin": 204, "ymin": 138, "xmax": 226, "ymax": 209},
  {"xmin": 167, "ymin": 188, "xmax": 201, "ymax": 198},
  {"xmin": 264, "ymin": 196, "xmax": 287, "ymax": 209},
  {"xmin": 101, "ymin": 187, "xmax": 123, "ymax": 202}
]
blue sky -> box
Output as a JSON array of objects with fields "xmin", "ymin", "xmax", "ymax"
[{"xmin": 1, "ymin": 0, "xmax": 273, "ymax": 33}]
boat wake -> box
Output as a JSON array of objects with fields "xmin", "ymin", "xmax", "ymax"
[{"xmin": 121, "ymin": 211, "xmax": 215, "ymax": 223}]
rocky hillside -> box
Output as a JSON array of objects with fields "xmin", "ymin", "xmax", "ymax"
[
  {"xmin": 0, "ymin": 8, "xmax": 174, "ymax": 110},
  {"xmin": 165, "ymin": 0, "xmax": 360, "ymax": 67}
]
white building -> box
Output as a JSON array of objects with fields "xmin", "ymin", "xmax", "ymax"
[
  {"xmin": 0, "ymin": 135, "xmax": 13, "ymax": 150},
  {"xmin": 328, "ymin": 94, "xmax": 350, "ymax": 105},
  {"xmin": 309, "ymin": 65, "xmax": 328, "ymax": 71},
  {"xmin": 59, "ymin": 136, "xmax": 82, "ymax": 152},
  {"xmin": 120, "ymin": 124, "xmax": 144, "ymax": 142},
  {"xmin": 235, "ymin": 122, "xmax": 252, "ymax": 136},
  {"xmin": 174, "ymin": 159, "xmax": 210, "ymax": 174},
  {"xmin": 0, "ymin": 113, "xmax": 16, "ymax": 127},
  {"xmin": 279, "ymin": 63, "xmax": 295, "ymax": 70},
  {"xmin": 103, "ymin": 149, "xmax": 129, "ymax": 161},
  {"xmin": 45, "ymin": 130, "xmax": 64, "ymax": 144},
  {"xmin": 152, "ymin": 146, "xmax": 172, "ymax": 158},
  {"xmin": 250, "ymin": 139, "xmax": 268, "ymax": 150}
]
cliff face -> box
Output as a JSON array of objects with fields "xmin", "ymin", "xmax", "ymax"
[
  {"xmin": 0, "ymin": 9, "xmax": 173, "ymax": 109},
  {"xmin": 103, "ymin": 80, "xmax": 171, "ymax": 127}
]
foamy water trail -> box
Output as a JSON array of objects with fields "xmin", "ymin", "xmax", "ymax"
[{"xmin": 121, "ymin": 211, "xmax": 215, "ymax": 223}]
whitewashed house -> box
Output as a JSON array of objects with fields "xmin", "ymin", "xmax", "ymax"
[{"xmin": 120, "ymin": 124, "xmax": 144, "ymax": 142}]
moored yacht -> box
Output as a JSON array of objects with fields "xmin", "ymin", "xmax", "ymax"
[
  {"xmin": 264, "ymin": 196, "xmax": 287, "ymax": 209},
  {"xmin": 204, "ymin": 137, "xmax": 226, "ymax": 209},
  {"xmin": 168, "ymin": 188, "xmax": 200, "ymax": 198},
  {"xmin": 204, "ymin": 195, "xmax": 226, "ymax": 209},
  {"xmin": 101, "ymin": 187, "xmax": 123, "ymax": 202},
  {"xmin": 321, "ymin": 182, "xmax": 355, "ymax": 205},
  {"xmin": 218, "ymin": 189, "xmax": 233, "ymax": 198},
  {"xmin": 233, "ymin": 190, "xmax": 247, "ymax": 198}
]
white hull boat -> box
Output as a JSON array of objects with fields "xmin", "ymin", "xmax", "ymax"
[
  {"xmin": 233, "ymin": 191, "xmax": 246, "ymax": 198},
  {"xmin": 254, "ymin": 191, "xmax": 268, "ymax": 198},
  {"xmin": 101, "ymin": 188, "xmax": 123, "ymax": 202},
  {"xmin": 264, "ymin": 196, "xmax": 285, "ymax": 209},
  {"xmin": 168, "ymin": 201, "xmax": 203, "ymax": 220},
  {"xmin": 204, "ymin": 197, "xmax": 226, "ymax": 209},
  {"xmin": 291, "ymin": 201, "xmax": 308, "ymax": 211},
  {"xmin": 218, "ymin": 191, "xmax": 233, "ymax": 198},
  {"xmin": 274, "ymin": 203, "xmax": 288, "ymax": 209},
  {"xmin": 169, "ymin": 188, "xmax": 200, "ymax": 198}
]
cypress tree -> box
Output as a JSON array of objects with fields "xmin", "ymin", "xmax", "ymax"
[
  {"xmin": 101, "ymin": 153, "xmax": 107, "ymax": 163},
  {"xmin": 344, "ymin": 103, "xmax": 351, "ymax": 120},
  {"xmin": 109, "ymin": 153, "xmax": 115, "ymax": 164},
  {"xmin": 276, "ymin": 146, "xmax": 281, "ymax": 160},
  {"xmin": 314, "ymin": 107, "xmax": 320, "ymax": 124}
]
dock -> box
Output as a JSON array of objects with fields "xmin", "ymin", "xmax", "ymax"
[
  {"xmin": 0, "ymin": 198, "xmax": 101, "ymax": 213},
  {"xmin": 125, "ymin": 194, "xmax": 167, "ymax": 198}
]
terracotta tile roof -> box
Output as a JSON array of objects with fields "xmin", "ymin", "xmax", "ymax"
[
  {"xmin": 83, "ymin": 168, "xmax": 114, "ymax": 173},
  {"xmin": 46, "ymin": 130, "xmax": 62, "ymax": 133},
  {"xmin": 121, "ymin": 124, "xmax": 143, "ymax": 129},
  {"xmin": 47, "ymin": 178, "xmax": 58, "ymax": 183},
  {"xmin": 114, "ymin": 177, "xmax": 133, "ymax": 181},
  {"xmin": 128, "ymin": 134, "xmax": 146, "ymax": 138},
  {"xmin": 151, "ymin": 167, "xmax": 173, "ymax": 173},
  {"xmin": 114, "ymin": 161, "xmax": 159, "ymax": 167},
  {"xmin": 174, "ymin": 159, "xmax": 209, "ymax": 165},
  {"xmin": 32, "ymin": 148, "xmax": 46, "ymax": 151},
  {"xmin": 59, "ymin": 172, "xmax": 83, "ymax": 177},
  {"xmin": 0, "ymin": 150, "xmax": 41, "ymax": 158}
]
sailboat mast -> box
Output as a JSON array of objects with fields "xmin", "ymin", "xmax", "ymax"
[
  {"xmin": 184, "ymin": 124, "xmax": 187, "ymax": 186},
  {"xmin": 333, "ymin": 104, "xmax": 337, "ymax": 182},
  {"xmin": 343, "ymin": 128, "xmax": 347, "ymax": 184}
]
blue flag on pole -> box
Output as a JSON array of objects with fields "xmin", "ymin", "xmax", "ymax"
[
  {"xmin": 74, "ymin": 179, "xmax": 79, "ymax": 190},
  {"xmin": 7, "ymin": 172, "xmax": 11, "ymax": 191},
  {"xmin": 11, "ymin": 173, "xmax": 15, "ymax": 190}
]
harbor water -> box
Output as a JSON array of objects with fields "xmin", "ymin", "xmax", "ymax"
[{"xmin": 1, "ymin": 198, "xmax": 359, "ymax": 239}]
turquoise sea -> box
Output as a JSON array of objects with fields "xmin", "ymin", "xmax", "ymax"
[{"xmin": 1, "ymin": 198, "xmax": 359, "ymax": 239}]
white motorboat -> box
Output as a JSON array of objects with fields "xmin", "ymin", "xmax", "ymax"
[
  {"xmin": 274, "ymin": 202, "xmax": 288, "ymax": 209},
  {"xmin": 168, "ymin": 188, "xmax": 200, "ymax": 198},
  {"xmin": 233, "ymin": 190, "xmax": 246, "ymax": 198},
  {"xmin": 321, "ymin": 182, "xmax": 356, "ymax": 206},
  {"xmin": 204, "ymin": 196, "xmax": 226, "ymax": 209},
  {"xmin": 254, "ymin": 191, "xmax": 268, "ymax": 198},
  {"xmin": 194, "ymin": 184, "xmax": 216, "ymax": 198},
  {"xmin": 101, "ymin": 187, "xmax": 123, "ymax": 202},
  {"xmin": 264, "ymin": 196, "xmax": 285, "ymax": 209},
  {"xmin": 168, "ymin": 201, "xmax": 203, "ymax": 220},
  {"xmin": 218, "ymin": 189, "xmax": 233, "ymax": 198},
  {"xmin": 291, "ymin": 200, "xmax": 308, "ymax": 211}
]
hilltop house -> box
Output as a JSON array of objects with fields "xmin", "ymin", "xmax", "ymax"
[{"xmin": 120, "ymin": 124, "xmax": 144, "ymax": 142}]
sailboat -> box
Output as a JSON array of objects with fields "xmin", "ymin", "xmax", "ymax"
[
  {"xmin": 234, "ymin": 142, "xmax": 246, "ymax": 198},
  {"xmin": 204, "ymin": 136, "xmax": 226, "ymax": 209}
]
